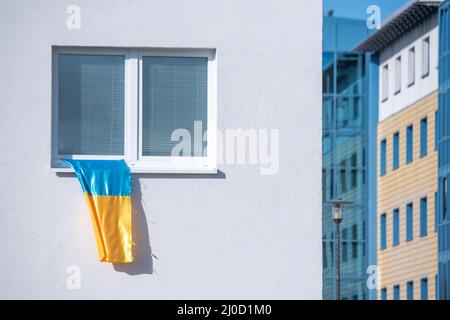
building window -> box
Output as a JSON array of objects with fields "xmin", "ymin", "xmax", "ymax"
[
  {"xmin": 52, "ymin": 48, "xmax": 217, "ymax": 173},
  {"xmin": 420, "ymin": 197, "xmax": 428, "ymax": 237},
  {"xmin": 408, "ymin": 47, "xmax": 415, "ymax": 86},
  {"xmin": 435, "ymin": 192, "xmax": 438, "ymax": 232},
  {"xmin": 444, "ymin": 177, "xmax": 448, "ymax": 222},
  {"xmin": 393, "ymin": 208, "xmax": 400, "ymax": 246},
  {"xmin": 382, "ymin": 64, "xmax": 389, "ymax": 101},
  {"xmin": 406, "ymin": 203, "xmax": 413, "ymax": 242},
  {"xmin": 351, "ymin": 153, "xmax": 357, "ymax": 189},
  {"xmin": 352, "ymin": 224, "xmax": 358, "ymax": 259},
  {"xmin": 380, "ymin": 139, "xmax": 387, "ymax": 176},
  {"xmin": 393, "ymin": 285, "xmax": 400, "ymax": 300},
  {"xmin": 381, "ymin": 213, "xmax": 387, "ymax": 250},
  {"xmin": 435, "ymin": 111, "xmax": 438, "ymax": 151},
  {"xmin": 421, "ymin": 277, "xmax": 428, "ymax": 300},
  {"xmin": 406, "ymin": 125, "xmax": 413, "ymax": 164},
  {"xmin": 381, "ymin": 288, "xmax": 387, "ymax": 300},
  {"xmin": 393, "ymin": 132, "xmax": 400, "ymax": 170},
  {"xmin": 407, "ymin": 281, "xmax": 414, "ymax": 300},
  {"xmin": 435, "ymin": 274, "xmax": 438, "ymax": 300},
  {"xmin": 395, "ymin": 56, "xmax": 402, "ymax": 94},
  {"xmin": 342, "ymin": 228, "xmax": 348, "ymax": 262},
  {"xmin": 422, "ymin": 37, "xmax": 430, "ymax": 78},
  {"xmin": 420, "ymin": 117, "xmax": 428, "ymax": 157},
  {"xmin": 340, "ymin": 160, "xmax": 347, "ymax": 194}
]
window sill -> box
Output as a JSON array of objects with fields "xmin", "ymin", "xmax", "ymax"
[{"xmin": 52, "ymin": 166, "xmax": 217, "ymax": 175}]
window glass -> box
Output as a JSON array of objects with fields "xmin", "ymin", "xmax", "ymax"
[
  {"xmin": 142, "ymin": 56, "xmax": 208, "ymax": 157},
  {"xmin": 408, "ymin": 47, "xmax": 415, "ymax": 86},
  {"xmin": 407, "ymin": 203, "xmax": 413, "ymax": 241},
  {"xmin": 406, "ymin": 125, "xmax": 413, "ymax": 163},
  {"xmin": 420, "ymin": 197, "xmax": 428, "ymax": 237},
  {"xmin": 58, "ymin": 54, "xmax": 125, "ymax": 155},
  {"xmin": 395, "ymin": 56, "xmax": 401, "ymax": 93},
  {"xmin": 422, "ymin": 37, "xmax": 430, "ymax": 77}
]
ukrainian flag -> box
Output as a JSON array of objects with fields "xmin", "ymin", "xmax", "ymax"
[{"xmin": 66, "ymin": 160, "xmax": 133, "ymax": 263}]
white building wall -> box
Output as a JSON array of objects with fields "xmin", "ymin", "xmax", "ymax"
[
  {"xmin": 0, "ymin": 0, "xmax": 322, "ymax": 299},
  {"xmin": 378, "ymin": 15, "xmax": 438, "ymax": 122}
]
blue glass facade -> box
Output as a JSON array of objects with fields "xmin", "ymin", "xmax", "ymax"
[
  {"xmin": 438, "ymin": 0, "xmax": 450, "ymax": 300},
  {"xmin": 322, "ymin": 16, "xmax": 373, "ymax": 300}
]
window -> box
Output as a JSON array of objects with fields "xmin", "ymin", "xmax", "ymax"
[
  {"xmin": 352, "ymin": 224, "xmax": 358, "ymax": 259},
  {"xmin": 406, "ymin": 203, "xmax": 413, "ymax": 242},
  {"xmin": 52, "ymin": 48, "xmax": 217, "ymax": 174},
  {"xmin": 393, "ymin": 208, "xmax": 400, "ymax": 246},
  {"xmin": 381, "ymin": 213, "xmax": 387, "ymax": 250},
  {"xmin": 444, "ymin": 177, "xmax": 448, "ymax": 222},
  {"xmin": 406, "ymin": 125, "xmax": 413, "ymax": 164},
  {"xmin": 435, "ymin": 111, "xmax": 438, "ymax": 151},
  {"xmin": 342, "ymin": 228, "xmax": 348, "ymax": 262},
  {"xmin": 393, "ymin": 132, "xmax": 399, "ymax": 170},
  {"xmin": 381, "ymin": 288, "xmax": 387, "ymax": 300},
  {"xmin": 420, "ymin": 117, "xmax": 428, "ymax": 157},
  {"xmin": 421, "ymin": 278, "xmax": 428, "ymax": 300},
  {"xmin": 435, "ymin": 274, "xmax": 438, "ymax": 300},
  {"xmin": 408, "ymin": 47, "xmax": 415, "ymax": 86},
  {"xmin": 382, "ymin": 64, "xmax": 389, "ymax": 101},
  {"xmin": 351, "ymin": 153, "xmax": 357, "ymax": 189},
  {"xmin": 420, "ymin": 197, "xmax": 428, "ymax": 237},
  {"xmin": 395, "ymin": 56, "xmax": 402, "ymax": 94},
  {"xmin": 422, "ymin": 37, "xmax": 430, "ymax": 78},
  {"xmin": 435, "ymin": 192, "xmax": 438, "ymax": 232},
  {"xmin": 340, "ymin": 160, "xmax": 347, "ymax": 194},
  {"xmin": 393, "ymin": 285, "xmax": 400, "ymax": 300},
  {"xmin": 407, "ymin": 281, "xmax": 414, "ymax": 300},
  {"xmin": 380, "ymin": 139, "xmax": 387, "ymax": 176}
]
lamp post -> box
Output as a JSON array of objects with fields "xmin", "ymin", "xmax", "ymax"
[{"xmin": 328, "ymin": 198, "xmax": 352, "ymax": 300}]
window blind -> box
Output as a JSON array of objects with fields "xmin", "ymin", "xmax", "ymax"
[
  {"xmin": 142, "ymin": 56, "xmax": 208, "ymax": 157},
  {"xmin": 58, "ymin": 54, "xmax": 125, "ymax": 155}
]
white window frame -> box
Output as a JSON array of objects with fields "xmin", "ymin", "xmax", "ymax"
[{"xmin": 51, "ymin": 47, "xmax": 217, "ymax": 174}]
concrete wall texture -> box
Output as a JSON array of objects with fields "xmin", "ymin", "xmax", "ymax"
[{"xmin": 0, "ymin": 0, "xmax": 322, "ymax": 299}]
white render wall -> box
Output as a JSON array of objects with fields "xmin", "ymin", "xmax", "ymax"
[
  {"xmin": 378, "ymin": 15, "xmax": 438, "ymax": 122},
  {"xmin": 0, "ymin": 0, "xmax": 322, "ymax": 299}
]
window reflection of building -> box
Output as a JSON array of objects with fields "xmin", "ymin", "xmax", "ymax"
[{"xmin": 322, "ymin": 16, "xmax": 371, "ymax": 300}]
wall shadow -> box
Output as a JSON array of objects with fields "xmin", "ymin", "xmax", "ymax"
[
  {"xmin": 57, "ymin": 169, "xmax": 226, "ymax": 276},
  {"xmin": 113, "ymin": 176, "xmax": 154, "ymax": 275}
]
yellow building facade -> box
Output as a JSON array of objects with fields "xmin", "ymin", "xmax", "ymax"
[{"xmin": 377, "ymin": 92, "xmax": 438, "ymax": 299}]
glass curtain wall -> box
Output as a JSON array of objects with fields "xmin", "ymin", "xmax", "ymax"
[{"xmin": 322, "ymin": 16, "xmax": 371, "ymax": 300}]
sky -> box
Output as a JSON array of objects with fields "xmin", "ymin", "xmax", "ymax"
[{"xmin": 323, "ymin": 0, "xmax": 410, "ymax": 21}]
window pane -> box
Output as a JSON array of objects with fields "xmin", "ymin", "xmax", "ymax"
[
  {"xmin": 407, "ymin": 281, "xmax": 414, "ymax": 300},
  {"xmin": 58, "ymin": 54, "xmax": 125, "ymax": 155},
  {"xmin": 393, "ymin": 208, "xmax": 400, "ymax": 246},
  {"xmin": 142, "ymin": 56, "xmax": 208, "ymax": 157},
  {"xmin": 380, "ymin": 139, "xmax": 387, "ymax": 176},
  {"xmin": 407, "ymin": 203, "xmax": 413, "ymax": 241},
  {"xmin": 421, "ymin": 197, "xmax": 428, "ymax": 237},
  {"xmin": 421, "ymin": 278, "xmax": 428, "ymax": 300},
  {"xmin": 381, "ymin": 213, "xmax": 387, "ymax": 250},
  {"xmin": 395, "ymin": 56, "xmax": 401, "ymax": 93},
  {"xmin": 393, "ymin": 285, "xmax": 400, "ymax": 300},
  {"xmin": 422, "ymin": 38, "xmax": 430, "ymax": 77},
  {"xmin": 408, "ymin": 47, "xmax": 415, "ymax": 86},
  {"xmin": 393, "ymin": 132, "xmax": 399, "ymax": 170},
  {"xmin": 406, "ymin": 125, "xmax": 413, "ymax": 163},
  {"xmin": 382, "ymin": 65, "xmax": 389, "ymax": 101},
  {"xmin": 421, "ymin": 117, "xmax": 428, "ymax": 157}
]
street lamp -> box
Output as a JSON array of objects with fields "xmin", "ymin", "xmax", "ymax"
[{"xmin": 328, "ymin": 198, "xmax": 352, "ymax": 300}]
